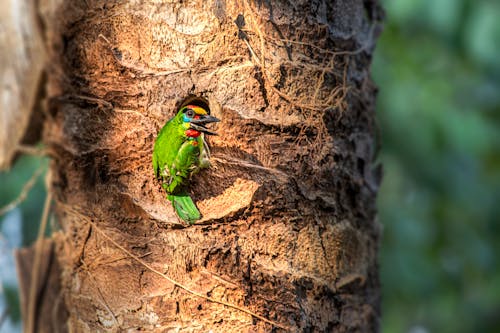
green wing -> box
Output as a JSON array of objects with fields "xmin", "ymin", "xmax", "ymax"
[
  {"xmin": 165, "ymin": 140, "xmax": 200, "ymax": 194},
  {"xmin": 152, "ymin": 147, "xmax": 159, "ymax": 178},
  {"xmin": 167, "ymin": 140, "xmax": 202, "ymax": 223},
  {"xmin": 152, "ymin": 119, "xmax": 183, "ymax": 180}
]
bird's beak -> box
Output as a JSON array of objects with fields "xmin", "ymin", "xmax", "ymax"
[{"xmin": 190, "ymin": 115, "xmax": 220, "ymax": 135}]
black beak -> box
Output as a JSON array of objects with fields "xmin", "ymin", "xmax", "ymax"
[{"xmin": 190, "ymin": 115, "xmax": 220, "ymax": 135}]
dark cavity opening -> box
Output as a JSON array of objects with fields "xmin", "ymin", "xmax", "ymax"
[{"xmin": 176, "ymin": 95, "xmax": 211, "ymax": 114}]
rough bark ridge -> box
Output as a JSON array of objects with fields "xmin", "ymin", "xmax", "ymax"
[{"xmin": 39, "ymin": 0, "xmax": 383, "ymax": 331}]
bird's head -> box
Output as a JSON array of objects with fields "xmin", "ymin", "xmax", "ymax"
[{"xmin": 178, "ymin": 105, "xmax": 220, "ymax": 138}]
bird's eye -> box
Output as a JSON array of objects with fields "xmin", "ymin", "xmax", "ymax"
[{"xmin": 186, "ymin": 109, "xmax": 195, "ymax": 118}]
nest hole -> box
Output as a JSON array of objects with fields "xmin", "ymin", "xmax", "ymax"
[{"xmin": 176, "ymin": 95, "xmax": 211, "ymax": 114}]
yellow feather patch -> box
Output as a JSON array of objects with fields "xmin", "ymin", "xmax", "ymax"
[{"xmin": 186, "ymin": 105, "xmax": 208, "ymax": 115}]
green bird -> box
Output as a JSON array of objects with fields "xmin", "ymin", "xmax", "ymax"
[{"xmin": 152, "ymin": 104, "xmax": 219, "ymax": 224}]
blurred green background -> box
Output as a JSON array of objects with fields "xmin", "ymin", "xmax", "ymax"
[
  {"xmin": 374, "ymin": 0, "xmax": 500, "ymax": 332},
  {"xmin": 0, "ymin": 156, "xmax": 47, "ymax": 332},
  {"xmin": 1, "ymin": 0, "xmax": 499, "ymax": 332}
]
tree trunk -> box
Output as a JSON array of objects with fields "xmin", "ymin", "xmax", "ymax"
[{"xmin": 34, "ymin": 0, "xmax": 383, "ymax": 331}]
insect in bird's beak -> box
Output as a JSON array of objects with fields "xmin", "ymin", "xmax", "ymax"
[{"xmin": 190, "ymin": 115, "xmax": 220, "ymax": 135}]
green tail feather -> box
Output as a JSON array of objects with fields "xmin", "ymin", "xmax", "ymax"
[{"xmin": 168, "ymin": 193, "xmax": 200, "ymax": 224}]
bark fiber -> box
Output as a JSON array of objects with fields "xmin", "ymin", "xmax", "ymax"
[{"xmin": 36, "ymin": 0, "xmax": 383, "ymax": 331}]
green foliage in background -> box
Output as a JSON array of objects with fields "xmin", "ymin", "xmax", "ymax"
[
  {"xmin": 0, "ymin": 156, "xmax": 47, "ymax": 245},
  {"xmin": 1, "ymin": 0, "xmax": 499, "ymax": 331},
  {"xmin": 373, "ymin": 0, "xmax": 500, "ymax": 332},
  {"xmin": 0, "ymin": 156, "xmax": 47, "ymax": 331}
]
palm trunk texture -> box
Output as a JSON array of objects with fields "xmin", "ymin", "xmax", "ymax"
[{"xmin": 29, "ymin": 0, "xmax": 384, "ymax": 331}]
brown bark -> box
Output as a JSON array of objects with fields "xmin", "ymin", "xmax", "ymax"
[{"xmin": 31, "ymin": 0, "xmax": 383, "ymax": 331}]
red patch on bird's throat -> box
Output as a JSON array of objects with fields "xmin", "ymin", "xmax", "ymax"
[{"xmin": 186, "ymin": 129, "xmax": 201, "ymax": 138}]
